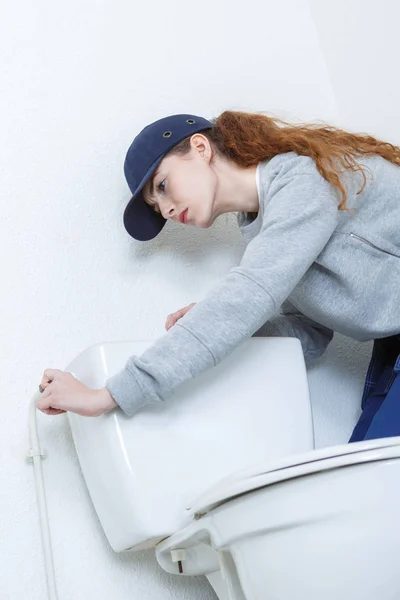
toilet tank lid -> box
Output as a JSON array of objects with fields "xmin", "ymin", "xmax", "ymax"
[{"xmin": 188, "ymin": 436, "xmax": 400, "ymax": 517}]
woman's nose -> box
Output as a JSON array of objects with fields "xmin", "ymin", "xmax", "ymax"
[{"xmin": 160, "ymin": 202, "xmax": 175, "ymax": 220}]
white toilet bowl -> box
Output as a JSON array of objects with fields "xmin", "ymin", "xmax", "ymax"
[
  {"xmin": 65, "ymin": 339, "xmax": 400, "ymax": 600},
  {"xmin": 156, "ymin": 437, "xmax": 400, "ymax": 600}
]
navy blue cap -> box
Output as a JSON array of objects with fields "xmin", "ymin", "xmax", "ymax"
[{"xmin": 123, "ymin": 113, "xmax": 215, "ymax": 241}]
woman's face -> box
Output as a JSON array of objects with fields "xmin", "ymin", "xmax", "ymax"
[{"xmin": 142, "ymin": 134, "xmax": 219, "ymax": 229}]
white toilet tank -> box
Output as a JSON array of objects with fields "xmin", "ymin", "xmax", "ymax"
[{"xmin": 66, "ymin": 337, "xmax": 313, "ymax": 552}]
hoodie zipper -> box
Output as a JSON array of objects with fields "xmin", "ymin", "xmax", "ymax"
[{"xmin": 350, "ymin": 233, "xmax": 399, "ymax": 259}]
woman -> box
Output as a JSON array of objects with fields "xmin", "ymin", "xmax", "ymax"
[{"xmin": 37, "ymin": 111, "xmax": 400, "ymax": 442}]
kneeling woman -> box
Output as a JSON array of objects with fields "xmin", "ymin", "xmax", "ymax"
[{"xmin": 37, "ymin": 110, "xmax": 400, "ymax": 443}]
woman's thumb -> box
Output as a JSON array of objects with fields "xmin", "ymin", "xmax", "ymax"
[{"xmin": 165, "ymin": 302, "xmax": 196, "ymax": 331}]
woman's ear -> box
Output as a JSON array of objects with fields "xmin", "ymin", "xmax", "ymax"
[{"xmin": 190, "ymin": 133, "xmax": 212, "ymax": 162}]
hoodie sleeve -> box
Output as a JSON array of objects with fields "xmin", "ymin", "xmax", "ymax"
[
  {"xmin": 106, "ymin": 164, "xmax": 339, "ymax": 416},
  {"xmin": 253, "ymin": 299, "xmax": 334, "ymax": 361}
]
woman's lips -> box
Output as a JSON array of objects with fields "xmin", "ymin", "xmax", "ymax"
[{"xmin": 179, "ymin": 209, "xmax": 188, "ymax": 224}]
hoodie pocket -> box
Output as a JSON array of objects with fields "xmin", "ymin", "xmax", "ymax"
[{"xmin": 350, "ymin": 233, "xmax": 400, "ymax": 259}]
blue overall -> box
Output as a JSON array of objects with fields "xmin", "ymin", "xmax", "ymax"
[{"xmin": 349, "ymin": 334, "xmax": 400, "ymax": 443}]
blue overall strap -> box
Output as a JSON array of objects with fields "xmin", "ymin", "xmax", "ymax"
[
  {"xmin": 364, "ymin": 354, "xmax": 400, "ymax": 440},
  {"xmin": 348, "ymin": 360, "xmax": 394, "ymax": 443}
]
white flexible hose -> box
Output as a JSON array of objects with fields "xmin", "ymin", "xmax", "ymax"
[{"xmin": 28, "ymin": 391, "xmax": 59, "ymax": 600}]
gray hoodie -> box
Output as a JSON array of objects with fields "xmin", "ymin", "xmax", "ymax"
[{"xmin": 106, "ymin": 151, "xmax": 400, "ymax": 416}]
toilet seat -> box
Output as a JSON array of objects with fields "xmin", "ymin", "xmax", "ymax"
[
  {"xmin": 189, "ymin": 436, "xmax": 400, "ymax": 517},
  {"xmin": 158, "ymin": 436, "xmax": 400, "ymax": 600}
]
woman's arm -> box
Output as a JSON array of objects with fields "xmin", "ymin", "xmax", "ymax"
[
  {"xmin": 106, "ymin": 167, "xmax": 339, "ymax": 417},
  {"xmin": 253, "ymin": 299, "xmax": 334, "ymax": 360}
]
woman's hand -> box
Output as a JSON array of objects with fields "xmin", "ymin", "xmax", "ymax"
[
  {"xmin": 37, "ymin": 369, "xmax": 118, "ymax": 417},
  {"xmin": 165, "ymin": 302, "xmax": 196, "ymax": 331}
]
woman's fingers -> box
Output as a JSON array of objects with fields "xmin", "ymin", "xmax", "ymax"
[
  {"xmin": 37, "ymin": 377, "xmax": 66, "ymax": 414},
  {"xmin": 41, "ymin": 407, "xmax": 67, "ymax": 415},
  {"xmin": 165, "ymin": 302, "xmax": 196, "ymax": 331},
  {"xmin": 39, "ymin": 368, "xmax": 63, "ymax": 391},
  {"xmin": 44, "ymin": 368, "xmax": 62, "ymax": 381}
]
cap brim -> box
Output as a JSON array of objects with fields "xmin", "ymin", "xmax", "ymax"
[
  {"xmin": 123, "ymin": 192, "xmax": 166, "ymax": 241},
  {"xmin": 123, "ymin": 156, "xmax": 166, "ymax": 241}
]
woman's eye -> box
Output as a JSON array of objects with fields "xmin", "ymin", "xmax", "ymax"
[{"xmin": 158, "ymin": 179, "xmax": 166, "ymax": 193}]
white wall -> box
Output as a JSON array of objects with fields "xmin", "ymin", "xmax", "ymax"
[
  {"xmin": 0, "ymin": 1, "xmax": 398, "ymax": 598},
  {"xmin": 309, "ymin": 0, "xmax": 400, "ymax": 144}
]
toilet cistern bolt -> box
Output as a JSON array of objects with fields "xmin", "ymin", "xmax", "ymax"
[{"xmin": 170, "ymin": 549, "xmax": 186, "ymax": 574}]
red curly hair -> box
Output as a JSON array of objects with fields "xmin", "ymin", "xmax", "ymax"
[{"xmin": 169, "ymin": 110, "xmax": 400, "ymax": 211}]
